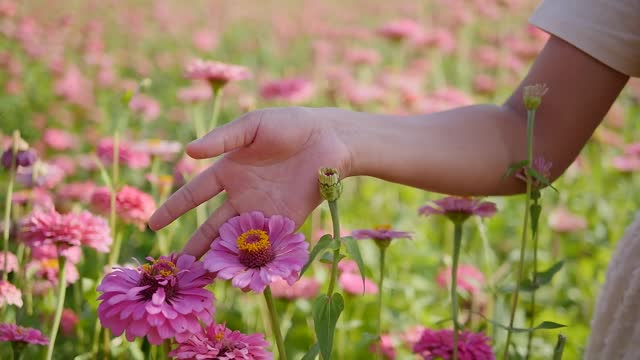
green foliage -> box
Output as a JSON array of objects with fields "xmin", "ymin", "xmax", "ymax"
[{"xmin": 312, "ymin": 293, "xmax": 345, "ymax": 360}]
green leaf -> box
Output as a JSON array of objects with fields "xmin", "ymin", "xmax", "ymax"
[
  {"xmin": 553, "ymin": 334, "xmax": 567, "ymax": 360},
  {"xmin": 319, "ymin": 252, "xmax": 346, "ymax": 264},
  {"xmin": 485, "ymin": 318, "xmax": 566, "ymax": 333},
  {"xmin": 502, "ymin": 159, "xmax": 529, "ymax": 179},
  {"xmin": 530, "ymin": 204, "xmax": 542, "ymax": 236},
  {"xmin": 301, "ymin": 343, "xmax": 320, "ymax": 360},
  {"xmin": 342, "ymin": 236, "xmax": 367, "ymax": 292},
  {"xmin": 536, "ymin": 261, "xmax": 564, "ymax": 287},
  {"xmin": 300, "ymin": 235, "xmax": 333, "ymax": 277},
  {"xmin": 528, "ymin": 167, "xmax": 550, "ymax": 186},
  {"xmin": 313, "ymin": 293, "xmax": 345, "ymax": 360}
]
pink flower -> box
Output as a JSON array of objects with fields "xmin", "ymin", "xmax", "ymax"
[
  {"xmin": 60, "ymin": 309, "xmax": 79, "ymax": 336},
  {"xmin": 419, "ymin": 197, "xmax": 497, "ymax": 223},
  {"xmin": 133, "ymin": 139, "xmax": 182, "ymax": 159},
  {"xmin": 413, "ymin": 329, "xmax": 495, "ymax": 360},
  {"xmin": 339, "ymin": 272, "xmax": 378, "ymax": 295},
  {"xmin": 345, "ymin": 48, "xmax": 381, "ymax": 66},
  {"xmin": 170, "ymin": 322, "xmax": 272, "ymax": 359},
  {"xmin": 96, "ymin": 138, "xmax": 151, "ymax": 169},
  {"xmin": 548, "ymin": 207, "xmax": 587, "ymax": 233},
  {"xmin": 436, "ymin": 265, "xmax": 485, "ymax": 295},
  {"xmin": 184, "ymin": 59, "xmax": 251, "ymax": 88},
  {"xmin": 16, "ymin": 162, "xmax": 65, "ymax": 189},
  {"xmin": 56, "ymin": 181, "xmax": 97, "ymax": 203},
  {"xmin": 0, "ymin": 281, "xmax": 22, "ymax": 308},
  {"xmin": 54, "ymin": 65, "xmax": 94, "ymax": 108},
  {"xmin": 370, "ymin": 334, "xmax": 396, "ymax": 360},
  {"xmin": 12, "ymin": 188, "xmax": 54, "ymax": 211},
  {"xmin": 20, "ymin": 209, "xmax": 112, "ymax": 254},
  {"xmin": 27, "ymin": 258, "xmax": 80, "ymax": 290},
  {"xmin": 515, "ymin": 156, "xmax": 552, "ymax": 188},
  {"xmin": 97, "ymin": 254, "xmax": 215, "ymax": 345},
  {"xmin": 0, "ymin": 251, "xmax": 18, "ymax": 273},
  {"xmin": 352, "ymin": 225, "xmax": 412, "ymax": 242},
  {"xmin": 43, "ymin": 128, "xmax": 76, "ymax": 151},
  {"xmin": 377, "ymin": 19, "xmax": 424, "ymax": 42},
  {"xmin": 269, "ymin": 277, "xmax": 320, "ymax": 300},
  {"xmin": 91, "ymin": 186, "xmax": 156, "ymax": 230},
  {"xmin": 0, "ymin": 323, "xmax": 48, "ymax": 346},
  {"xmin": 612, "ymin": 155, "xmax": 640, "ymax": 172},
  {"xmin": 129, "ymin": 93, "xmax": 161, "ymax": 122},
  {"xmin": 203, "ymin": 211, "xmax": 309, "ymax": 293},
  {"xmin": 32, "ymin": 244, "xmax": 82, "ymax": 264},
  {"xmin": 260, "ymin": 78, "xmax": 315, "ymax": 103},
  {"xmin": 472, "ymin": 75, "xmax": 496, "ymax": 95},
  {"xmin": 192, "ymin": 29, "xmax": 218, "ymax": 52},
  {"xmin": 177, "ymin": 83, "xmax": 212, "ymax": 103}
]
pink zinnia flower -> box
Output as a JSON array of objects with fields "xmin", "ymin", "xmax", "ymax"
[
  {"xmin": 96, "ymin": 138, "xmax": 151, "ymax": 169},
  {"xmin": 97, "ymin": 254, "xmax": 215, "ymax": 345},
  {"xmin": 60, "ymin": 309, "xmax": 79, "ymax": 335},
  {"xmin": 370, "ymin": 334, "xmax": 396, "ymax": 360},
  {"xmin": 170, "ymin": 322, "xmax": 272, "ymax": 359},
  {"xmin": 0, "ymin": 323, "xmax": 48, "ymax": 346},
  {"xmin": 413, "ymin": 329, "xmax": 495, "ymax": 360},
  {"xmin": 339, "ymin": 272, "xmax": 378, "ymax": 295},
  {"xmin": 192, "ymin": 29, "xmax": 218, "ymax": 52},
  {"xmin": 419, "ymin": 197, "xmax": 497, "ymax": 223},
  {"xmin": 611, "ymin": 155, "xmax": 640, "ymax": 172},
  {"xmin": 54, "ymin": 65, "xmax": 93, "ymax": 108},
  {"xmin": 345, "ymin": 48, "xmax": 381, "ymax": 66},
  {"xmin": 377, "ymin": 19, "xmax": 424, "ymax": 42},
  {"xmin": 12, "ymin": 188, "xmax": 54, "ymax": 211},
  {"xmin": 259, "ymin": 78, "xmax": 314, "ymax": 103},
  {"xmin": 548, "ymin": 207, "xmax": 587, "ymax": 233},
  {"xmin": 352, "ymin": 224, "xmax": 412, "ymax": 243},
  {"xmin": 31, "ymin": 244, "xmax": 82, "ymax": 264},
  {"xmin": 184, "ymin": 59, "xmax": 251, "ymax": 89},
  {"xmin": 43, "ymin": 128, "xmax": 76, "ymax": 151},
  {"xmin": 129, "ymin": 93, "xmax": 161, "ymax": 122},
  {"xmin": 28, "ymin": 258, "xmax": 80, "ymax": 291},
  {"xmin": 133, "ymin": 139, "xmax": 182, "ymax": 159},
  {"xmin": 269, "ymin": 277, "xmax": 320, "ymax": 300},
  {"xmin": 56, "ymin": 181, "xmax": 97, "ymax": 203},
  {"xmin": 0, "ymin": 281, "xmax": 22, "ymax": 308},
  {"xmin": 20, "ymin": 209, "xmax": 112, "ymax": 254},
  {"xmin": 436, "ymin": 264, "xmax": 485, "ymax": 295},
  {"xmin": 0, "ymin": 251, "xmax": 18, "ymax": 273},
  {"xmin": 91, "ymin": 186, "xmax": 156, "ymax": 230},
  {"xmin": 515, "ymin": 156, "xmax": 552, "ymax": 188},
  {"xmin": 177, "ymin": 83, "xmax": 212, "ymax": 103},
  {"xmin": 203, "ymin": 211, "xmax": 309, "ymax": 293}
]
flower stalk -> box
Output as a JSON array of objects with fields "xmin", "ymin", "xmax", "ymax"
[
  {"xmin": 451, "ymin": 221, "xmax": 463, "ymax": 360},
  {"xmin": 2, "ymin": 131, "xmax": 20, "ymax": 282},
  {"xmin": 45, "ymin": 256, "xmax": 68, "ymax": 360},
  {"xmin": 264, "ymin": 286, "xmax": 287, "ymax": 360},
  {"xmin": 375, "ymin": 241, "xmax": 389, "ymax": 360}
]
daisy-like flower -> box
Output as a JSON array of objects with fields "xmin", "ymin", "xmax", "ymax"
[
  {"xmin": 413, "ymin": 328, "xmax": 495, "ymax": 360},
  {"xmin": 352, "ymin": 224, "xmax": 412, "ymax": 248},
  {"xmin": 20, "ymin": 209, "xmax": 112, "ymax": 254},
  {"xmin": 0, "ymin": 280, "xmax": 22, "ymax": 307},
  {"xmin": 96, "ymin": 137, "xmax": 151, "ymax": 169},
  {"xmin": 436, "ymin": 264, "xmax": 485, "ymax": 296},
  {"xmin": 0, "ymin": 251, "xmax": 18, "ymax": 273},
  {"xmin": 91, "ymin": 186, "xmax": 156, "ymax": 230},
  {"xmin": 169, "ymin": 322, "xmax": 273, "ymax": 360},
  {"xmin": 259, "ymin": 78, "xmax": 314, "ymax": 103},
  {"xmin": 184, "ymin": 59, "xmax": 251, "ymax": 89},
  {"xmin": 269, "ymin": 276, "xmax": 320, "ymax": 300},
  {"xmin": 203, "ymin": 211, "xmax": 309, "ymax": 293},
  {"xmin": 97, "ymin": 254, "xmax": 215, "ymax": 345},
  {"xmin": 0, "ymin": 323, "xmax": 49, "ymax": 345},
  {"xmin": 418, "ymin": 197, "xmax": 497, "ymax": 224}
]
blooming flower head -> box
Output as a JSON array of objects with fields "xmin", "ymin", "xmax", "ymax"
[
  {"xmin": 0, "ymin": 323, "xmax": 48, "ymax": 345},
  {"xmin": 184, "ymin": 59, "xmax": 251, "ymax": 89},
  {"xmin": 177, "ymin": 83, "xmax": 212, "ymax": 103},
  {"xmin": 339, "ymin": 272, "xmax": 378, "ymax": 295},
  {"xmin": 436, "ymin": 264, "xmax": 485, "ymax": 295},
  {"xmin": 97, "ymin": 254, "xmax": 215, "ymax": 345},
  {"xmin": 15, "ymin": 162, "xmax": 65, "ymax": 189},
  {"xmin": 91, "ymin": 186, "xmax": 156, "ymax": 230},
  {"xmin": 60, "ymin": 309, "xmax": 79, "ymax": 335},
  {"xmin": 370, "ymin": 334, "xmax": 396, "ymax": 360},
  {"xmin": 515, "ymin": 156, "xmax": 552, "ymax": 189},
  {"xmin": 43, "ymin": 128, "xmax": 76, "ymax": 151},
  {"xmin": 413, "ymin": 329, "xmax": 495, "ymax": 360},
  {"xmin": 129, "ymin": 93, "xmax": 161, "ymax": 122},
  {"xmin": 170, "ymin": 322, "xmax": 273, "ymax": 359},
  {"xmin": 548, "ymin": 207, "xmax": 587, "ymax": 233},
  {"xmin": 0, "ymin": 251, "xmax": 18, "ymax": 273},
  {"xmin": 259, "ymin": 78, "xmax": 314, "ymax": 103},
  {"xmin": 377, "ymin": 19, "xmax": 424, "ymax": 42},
  {"xmin": 0, "ymin": 280, "xmax": 22, "ymax": 308},
  {"xmin": 352, "ymin": 224, "xmax": 412, "ymax": 248},
  {"xmin": 203, "ymin": 211, "xmax": 309, "ymax": 293},
  {"xmin": 1, "ymin": 137, "xmax": 37, "ymax": 170},
  {"xmin": 134, "ymin": 139, "xmax": 182, "ymax": 159},
  {"xmin": 269, "ymin": 276, "xmax": 320, "ymax": 300},
  {"xmin": 96, "ymin": 137, "xmax": 151, "ymax": 169},
  {"xmin": 20, "ymin": 209, "xmax": 112, "ymax": 254},
  {"xmin": 419, "ymin": 197, "xmax": 497, "ymax": 224},
  {"xmin": 27, "ymin": 258, "xmax": 80, "ymax": 292},
  {"xmin": 56, "ymin": 181, "xmax": 97, "ymax": 203}
]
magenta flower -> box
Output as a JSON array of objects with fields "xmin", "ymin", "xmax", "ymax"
[
  {"xmin": 0, "ymin": 323, "xmax": 49, "ymax": 345},
  {"xmin": 515, "ymin": 156, "xmax": 552, "ymax": 188},
  {"xmin": 0, "ymin": 281, "xmax": 22, "ymax": 308},
  {"xmin": 203, "ymin": 211, "xmax": 309, "ymax": 293},
  {"xmin": 269, "ymin": 276, "xmax": 320, "ymax": 300},
  {"xmin": 1, "ymin": 147, "xmax": 36, "ymax": 169},
  {"xmin": 91, "ymin": 186, "xmax": 156, "ymax": 230},
  {"xmin": 419, "ymin": 197, "xmax": 497, "ymax": 223},
  {"xmin": 413, "ymin": 329, "xmax": 495, "ymax": 360},
  {"xmin": 184, "ymin": 59, "xmax": 251, "ymax": 89},
  {"xmin": 0, "ymin": 251, "xmax": 18, "ymax": 273},
  {"xmin": 97, "ymin": 254, "xmax": 215, "ymax": 345},
  {"xmin": 20, "ymin": 209, "xmax": 112, "ymax": 254},
  {"xmin": 60, "ymin": 309, "xmax": 79, "ymax": 336},
  {"xmin": 352, "ymin": 224, "xmax": 412, "ymax": 243},
  {"xmin": 436, "ymin": 264, "xmax": 485, "ymax": 296},
  {"xmin": 170, "ymin": 322, "xmax": 272, "ymax": 359},
  {"xmin": 96, "ymin": 137, "xmax": 151, "ymax": 169},
  {"xmin": 259, "ymin": 78, "xmax": 314, "ymax": 103}
]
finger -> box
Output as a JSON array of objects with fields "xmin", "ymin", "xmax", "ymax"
[
  {"xmin": 186, "ymin": 110, "xmax": 263, "ymax": 159},
  {"xmin": 183, "ymin": 201, "xmax": 237, "ymax": 258},
  {"xmin": 148, "ymin": 165, "xmax": 223, "ymax": 231}
]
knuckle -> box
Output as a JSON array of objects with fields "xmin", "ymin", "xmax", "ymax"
[{"xmin": 180, "ymin": 186, "xmax": 198, "ymax": 207}]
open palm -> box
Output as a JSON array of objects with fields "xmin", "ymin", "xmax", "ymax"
[{"xmin": 149, "ymin": 107, "xmax": 352, "ymax": 258}]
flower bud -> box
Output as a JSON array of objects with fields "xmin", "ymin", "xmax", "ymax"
[
  {"xmin": 1, "ymin": 135, "xmax": 36, "ymax": 170},
  {"xmin": 318, "ymin": 167, "xmax": 342, "ymax": 202},
  {"xmin": 523, "ymin": 83, "xmax": 548, "ymax": 110}
]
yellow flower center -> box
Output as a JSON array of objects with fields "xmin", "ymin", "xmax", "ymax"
[
  {"xmin": 215, "ymin": 332, "xmax": 225, "ymax": 342},
  {"xmin": 374, "ymin": 224, "xmax": 392, "ymax": 231},
  {"xmin": 42, "ymin": 258, "xmax": 59, "ymax": 270},
  {"xmin": 142, "ymin": 259, "xmax": 178, "ymax": 277},
  {"xmin": 237, "ymin": 230, "xmax": 270, "ymax": 253}
]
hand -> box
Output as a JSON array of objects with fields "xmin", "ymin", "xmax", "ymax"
[{"xmin": 149, "ymin": 107, "xmax": 354, "ymax": 258}]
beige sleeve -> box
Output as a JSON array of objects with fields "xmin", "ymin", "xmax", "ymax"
[{"xmin": 530, "ymin": 0, "xmax": 640, "ymax": 77}]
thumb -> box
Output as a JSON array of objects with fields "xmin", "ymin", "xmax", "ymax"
[{"xmin": 186, "ymin": 110, "xmax": 262, "ymax": 159}]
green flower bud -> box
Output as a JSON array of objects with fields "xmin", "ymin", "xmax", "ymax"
[
  {"xmin": 318, "ymin": 167, "xmax": 342, "ymax": 202},
  {"xmin": 523, "ymin": 83, "xmax": 548, "ymax": 110}
]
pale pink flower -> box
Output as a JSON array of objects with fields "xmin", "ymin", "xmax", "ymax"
[
  {"xmin": 192, "ymin": 29, "xmax": 218, "ymax": 52},
  {"xmin": 370, "ymin": 334, "xmax": 396, "ymax": 360},
  {"xmin": 377, "ymin": 19, "xmax": 424, "ymax": 42},
  {"xmin": 12, "ymin": 188, "xmax": 54, "ymax": 211},
  {"xmin": 49, "ymin": 155, "xmax": 77, "ymax": 176},
  {"xmin": 339, "ymin": 272, "xmax": 378, "ymax": 295},
  {"xmin": 419, "ymin": 197, "xmax": 497, "ymax": 223},
  {"xmin": 0, "ymin": 251, "xmax": 18, "ymax": 273},
  {"xmin": 345, "ymin": 48, "xmax": 381, "ymax": 66},
  {"xmin": 31, "ymin": 244, "xmax": 82, "ymax": 264},
  {"xmin": 260, "ymin": 78, "xmax": 314, "ymax": 103},
  {"xmin": 436, "ymin": 264, "xmax": 485, "ymax": 295},
  {"xmin": 402, "ymin": 325, "xmax": 427, "ymax": 349},
  {"xmin": 269, "ymin": 277, "xmax": 320, "ymax": 300},
  {"xmin": 56, "ymin": 181, "xmax": 97, "ymax": 203},
  {"xmin": 97, "ymin": 254, "xmax": 215, "ymax": 345},
  {"xmin": 16, "ymin": 162, "xmax": 65, "ymax": 189},
  {"xmin": 0, "ymin": 281, "xmax": 22, "ymax": 307},
  {"xmin": 0, "ymin": 323, "xmax": 48, "ymax": 345},
  {"xmin": 413, "ymin": 328, "xmax": 495, "ymax": 360},
  {"xmin": 338, "ymin": 259, "xmax": 359, "ymax": 274},
  {"xmin": 472, "ymin": 75, "xmax": 496, "ymax": 95},
  {"xmin": 96, "ymin": 137, "xmax": 151, "ymax": 169},
  {"xmin": 54, "ymin": 65, "xmax": 94, "ymax": 108},
  {"xmin": 184, "ymin": 59, "xmax": 251, "ymax": 88},
  {"xmin": 91, "ymin": 186, "xmax": 155, "ymax": 230},
  {"xmin": 42, "ymin": 129, "xmax": 76, "ymax": 151},
  {"xmin": 413, "ymin": 28, "xmax": 456, "ymax": 54},
  {"xmin": 177, "ymin": 83, "xmax": 212, "ymax": 103},
  {"xmin": 0, "ymin": 0, "xmax": 17, "ymax": 18},
  {"xmin": 515, "ymin": 156, "xmax": 553, "ymax": 188},
  {"xmin": 343, "ymin": 83, "xmax": 385, "ymax": 106},
  {"xmin": 612, "ymin": 155, "xmax": 640, "ymax": 172},
  {"xmin": 548, "ymin": 207, "xmax": 587, "ymax": 233},
  {"xmin": 133, "ymin": 139, "xmax": 182, "ymax": 159},
  {"xmin": 28, "ymin": 258, "xmax": 80, "ymax": 291},
  {"xmin": 129, "ymin": 93, "xmax": 161, "ymax": 122},
  {"xmin": 352, "ymin": 225, "xmax": 412, "ymax": 242}
]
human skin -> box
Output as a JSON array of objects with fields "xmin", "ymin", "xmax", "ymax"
[{"xmin": 149, "ymin": 35, "xmax": 629, "ymax": 258}]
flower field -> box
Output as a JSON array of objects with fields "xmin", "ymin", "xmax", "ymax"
[{"xmin": 1, "ymin": 0, "xmax": 640, "ymax": 359}]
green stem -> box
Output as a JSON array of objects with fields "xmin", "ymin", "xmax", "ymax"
[
  {"xmin": 553, "ymin": 334, "xmax": 566, "ymax": 360},
  {"xmin": 326, "ymin": 200, "xmax": 341, "ymax": 296},
  {"xmin": 503, "ymin": 109, "xmax": 536, "ymax": 359},
  {"xmin": 46, "ymin": 256, "xmax": 68, "ymax": 360},
  {"xmin": 2, "ymin": 134, "xmax": 18, "ymax": 282},
  {"xmin": 375, "ymin": 245, "xmax": 388, "ymax": 360},
  {"xmin": 209, "ymin": 87, "xmax": 223, "ymax": 131},
  {"xmin": 108, "ymin": 230, "xmax": 123, "ymax": 267},
  {"xmin": 525, "ymin": 198, "xmax": 540, "ymax": 359},
  {"xmin": 264, "ymin": 286, "xmax": 287, "ymax": 360},
  {"xmin": 451, "ymin": 221, "xmax": 463, "ymax": 360}
]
